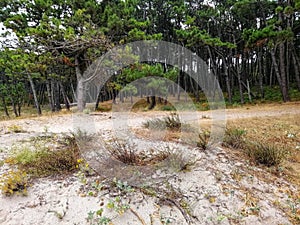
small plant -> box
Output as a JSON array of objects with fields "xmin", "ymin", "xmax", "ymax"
[
  {"xmin": 5, "ymin": 136, "xmax": 80, "ymax": 177},
  {"xmin": 159, "ymin": 150, "xmax": 195, "ymax": 172},
  {"xmin": 112, "ymin": 178, "xmax": 135, "ymax": 193},
  {"xmin": 246, "ymin": 141, "xmax": 288, "ymax": 167},
  {"xmin": 87, "ymin": 210, "xmax": 112, "ymax": 225},
  {"xmin": 71, "ymin": 128, "xmax": 95, "ymax": 146},
  {"xmin": 164, "ymin": 113, "xmax": 181, "ymax": 130},
  {"xmin": 7, "ymin": 124, "xmax": 25, "ymax": 133},
  {"xmin": 223, "ymin": 127, "xmax": 246, "ymax": 149},
  {"xmin": 143, "ymin": 112, "xmax": 192, "ymax": 131},
  {"xmin": 197, "ymin": 131, "xmax": 210, "ymax": 150},
  {"xmin": 105, "ymin": 138, "xmax": 142, "ymax": 165},
  {"xmin": 0, "ymin": 169, "xmax": 29, "ymax": 196},
  {"xmin": 107, "ymin": 196, "xmax": 130, "ymax": 215}
]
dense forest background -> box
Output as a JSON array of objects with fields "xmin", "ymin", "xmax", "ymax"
[{"xmin": 0, "ymin": 0, "xmax": 299, "ymax": 116}]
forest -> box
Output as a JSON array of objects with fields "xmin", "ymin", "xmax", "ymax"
[{"xmin": 0, "ymin": 0, "xmax": 299, "ymax": 117}]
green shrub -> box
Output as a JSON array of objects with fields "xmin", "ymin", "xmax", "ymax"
[{"xmin": 246, "ymin": 142, "xmax": 288, "ymax": 167}]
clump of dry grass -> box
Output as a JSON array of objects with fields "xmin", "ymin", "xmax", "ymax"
[
  {"xmin": 222, "ymin": 127, "xmax": 246, "ymax": 149},
  {"xmin": 245, "ymin": 141, "xmax": 289, "ymax": 167},
  {"xmin": 143, "ymin": 112, "xmax": 193, "ymax": 132},
  {"xmin": 197, "ymin": 131, "xmax": 210, "ymax": 150},
  {"xmin": 105, "ymin": 138, "xmax": 142, "ymax": 165}
]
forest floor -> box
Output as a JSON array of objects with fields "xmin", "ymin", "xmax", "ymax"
[{"xmin": 0, "ymin": 101, "xmax": 299, "ymax": 225}]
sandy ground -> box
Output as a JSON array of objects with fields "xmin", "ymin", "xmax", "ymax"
[{"xmin": 0, "ymin": 102, "xmax": 300, "ymax": 225}]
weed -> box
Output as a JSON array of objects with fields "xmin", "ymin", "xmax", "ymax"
[
  {"xmin": 87, "ymin": 210, "xmax": 112, "ymax": 225},
  {"xmin": 7, "ymin": 124, "xmax": 25, "ymax": 133},
  {"xmin": 71, "ymin": 128, "xmax": 95, "ymax": 146},
  {"xmin": 0, "ymin": 169, "xmax": 29, "ymax": 196},
  {"xmin": 107, "ymin": 196, "xmax": 130, "ymax": 215},
  {"xmin": 105, "ymin": 138, "xmax": 142, "ymax": 165},
  {"xmin": 158, "ymin": 150, "xmax": 195, "ymax": 172},
  {"xmin": 5, "ymin": 136, "xmax": 80, "ymax": 177},
  {"xmin": 246, "ymin": 141, "xmax": 288, "ymax": 167},
  {"xmin": 197, "ymin": 131, "xmax": 210, "ymax": 150},
  {"xmin": 143, "ymin": 113, "xmax": 180, "ymax": 130},
  {"xmin": 223, "ymin": 128, "xmax": 246, "ymax": 149},
  {"xmin": 112, "ymin": 178, "xmax": 135, "ymax": 193},
  {"xmin": 143, "ymin": 112, "xmax": 193, "ymax": 132}
]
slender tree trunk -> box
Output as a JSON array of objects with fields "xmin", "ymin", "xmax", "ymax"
[
  {"xmin": 292, "ymin": 51, "xmax": 300, "ymax": 91},
  {"xmin": 258, "ymin": 50, "xmax": 264, "ymax": 98},
  {"xmin": 148, "ymin": 95, "xmax": 156, "ymax": 110},
  {"xmin": 270, "ymin": 49, "xmax": 283, "ymax": 92},
  {"xmin": 277, "ymin": 2, "xmax": 290, "ymax": 102},
  {"xmin": 59, "ymin": 81, "xmax": 70, "ymax": 110},
  {"xmin": 27, "ymin": 72, "xmax": 41, "ymax": 115},
  {"xmin": 222, "ymin": 57, "xmax": 232, "ymax": 104},
  {"xmin": 279, "ymin": 42, "xmax": 290, "ymax": 102},
  {"xmin": 10, "ymin": 97, "xmax": 19, "ymax": 117},
  {"xmin": 236, "ymin": 57, "xmax": 244, "ymax": 104},
  {"xmin": 1, "ymin": 95, "xmax": 9, "ymax": 117},
  {"xmin": 46, "ymin": 79, "xmax": 54, "ymax": 112}
]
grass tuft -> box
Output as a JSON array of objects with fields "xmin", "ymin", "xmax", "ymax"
[
  {"xmin": 246, "ymin": 141, "xmax": 289, "ymax": 167},
  {"xmin": 222, "ymin": 127, "xmax": 246, "ymax": 149}
]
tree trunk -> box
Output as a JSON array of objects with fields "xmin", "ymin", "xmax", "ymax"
[
  {"xmin": 1, "ymin": 95, "xmax": 9, "ymax": 117},
  {"xmin": 59, "ymin": 81, "xmax": 70, "ymax": 110},
  {"xmin": 10, "ymin": 97, "xmax": 19, "ymax": 117},
  {"xmin": 279, "ymin": 42, "xmax": 290, "ymax": 102},
  {"xmin": 27, "ymin": 72, "xmax": 42, "ymax": 115},
  {"xmin": 77, "ymin": 78, "xmax": 86, "ymax": 112},
  {"xmin": 75, "ymin": 55, "xmax": 86, "ymax": 112},
  {"xmin": 148, "ymin": 95, "xmax": 156, "ymax": 110},
  {"xmin": 46, "ymin": 79, "xmax": 55, "ymax": 112},
  {"xmin": 223, "ymin": 58, "xmax": 232, "ymax": 104},
  {"xmin": 236, "ymin": 57, "xmax": 244, "ymax": 104},
  {"xmin": 270, "ymin": 49, "xmax": 283, "ymax": 93},
  {"xmin": 292, "ymin": 51, "xmax": 300, "ymax": 91},
  {"xmin": 258, "ymin": 50, "xmax": 264, "ymax": 99}
]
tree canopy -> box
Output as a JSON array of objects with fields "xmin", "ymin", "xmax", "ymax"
[{"xmin": 0, "ymin": 0, "xmax": 299, "ymax": 116}]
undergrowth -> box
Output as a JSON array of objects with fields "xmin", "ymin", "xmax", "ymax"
[
  {"xmin": 143, "ymin": 112, "xmax": 192, "ymax": 132},
  {"xmin": 1, "ymin": 134, "xmax": 80, "ymax": 196}
]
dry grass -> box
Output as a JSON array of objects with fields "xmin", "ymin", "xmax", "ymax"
[{"xmin": 227, "ymin": 113, "xmax": 300, "ymax": 185}]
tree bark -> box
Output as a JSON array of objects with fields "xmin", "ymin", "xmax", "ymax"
[
  {"xmin": 292, "ymin": 51, "xmax": 300, "ymax": 91},
  {"xmin": 1, "ymin": 95, "xmax": 9, "ymax": 117},
  {"xmin": 27, "ymin": 72, "xmax": 42, "ymax": 115},
  {"xmin": 46, "ymin": 79, "xmax": 55, "ymax": 112},
  {"xmin": 59, "ymin": 81, "xmax": 70, "ymax": 110}
]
